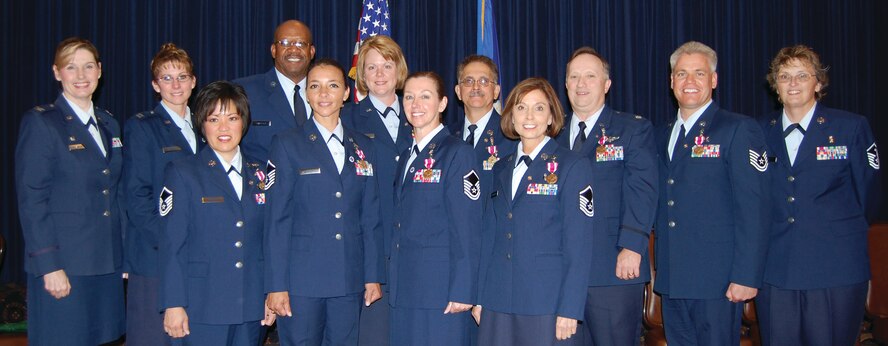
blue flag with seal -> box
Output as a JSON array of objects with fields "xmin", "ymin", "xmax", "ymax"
[{"xmin": 478, "ymin": 0, "xmax": 503, "ymax": 112}]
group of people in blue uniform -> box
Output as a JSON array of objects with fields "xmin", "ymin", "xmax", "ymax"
[{"xmin": 14, "ymin": 18, "xmax": 880, "ymax": 346}]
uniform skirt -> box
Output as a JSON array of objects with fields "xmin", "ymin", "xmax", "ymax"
[
  {"xmin": 27, "ymin": 271, "xmax": 125, "ymax": 345},
  {"xmin": 390, "ymin": 305, "xmax": 471, "ymax": 346}
]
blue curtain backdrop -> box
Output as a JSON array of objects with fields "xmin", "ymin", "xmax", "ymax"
[{"xmin": 1, "ymin": 0, "xmax": 885, "ymax": 284}]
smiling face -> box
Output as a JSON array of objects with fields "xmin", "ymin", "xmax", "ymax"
[
  {"xmin": 270, "ymin": 20, "xmax": 315, "ymax": 83},
  {"xmin": 362, "ymin": 48, "xmax": 398, "ymax": 98},
  {"xmin": 403, "ymin": 76, "xmax": 447, "ymax": 133},
  {"xmin": 775, "ymin": 58, "xmax": 821, "ymax": 112},
  {"xmin": 565, "ymin": 53, "xmax": 611, "ymax": 118},
  {"xmin": 670, "ymin": 53, "xmax": 718, "ymax": 117},
  {"xmin": 152, "ymin": 62, "xmax": 196, "ymax": 110},
  {"xmin": 203, "ymin": 100, "xmax": 244, "ymax": 162},
  {"xmin": 53, "ymin": 48, "xmax": 101, "ymax": 108},
  {"xmin": 512, "ymin": 89, "xmax": 553, "ymax": 148},
  {"xmin": 306, "ymin": 65, "xmax": 350, "ymax": 120},
  {"xmin": 455, "ymin": 61, "xmax": 501, "ymax": 114}
]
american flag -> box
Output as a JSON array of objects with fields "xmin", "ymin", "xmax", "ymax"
[{"xmin": 349, "ymin": 0, "xmax": 392, "ymax": 100}]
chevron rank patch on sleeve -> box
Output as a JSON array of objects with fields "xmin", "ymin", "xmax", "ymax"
[
  {"xmin": 463, "ymin": 170, "xmax": 480, "ymax": 200},
  {"xmin": 159, "ymin": 187, "xmax": 173, "ymax": 217},
  {"xmin": 749, "ymin": 149, "xmax": 768, "ymax": 172},
  {"xmin": 579, "ymin": 185, "xmax": 594, "ymax": 217},
  {"xmin": 265, "ymin": 160, "xmax": 277, "ymax": 190},
  {"xmin": 868, "ymin": 143, "xmax": 880, "ymax": 169}
]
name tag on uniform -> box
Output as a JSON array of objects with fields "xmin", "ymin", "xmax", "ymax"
[
  {"xmin": 816, "ymin": 145, "xmax": 848, "ymax": 160},
  {"xmin": 595, "ymin": 145, "xmax": 624, "ymax": 162},
  {"xmin": 68, "ymin": 143, "xmax": 85, "ymax": 151},
  {"xmin": 162, "ymin": 146, "xmax": 182, "ymax": 153},
  {"xmin": 252, "ymin": 120, "xmax": 271, "ymax": 126},
  {"xmin": 527, "ymin": 183, "xmax": 558, "ymax": 195},
  {"xmin": 299, "ymin": 167, "xmax": 321, "ymax": 175},
  {"xmin": 112, "ymin": 137, "xmax": 123, "ymax": 148},
  {"xmin": 691, "ymin": 144, "xmax": 721, "ymax": 158},
  {"xmin": 201, "ymin": 196, "xmax": 224, "ymax": 203},
  {"xmin": 364, "ymin": 133, "xmax": 376, "ymax": 139}
]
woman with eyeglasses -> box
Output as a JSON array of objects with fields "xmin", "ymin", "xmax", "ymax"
[
  {"xmin": 15, "ymin": 37, "xmax": 125, "ymax": 345},
  {"xmin": 122, "ymin": 43, "xmax": 201, "ymax": 345},
  {"xmin": 473, "ymin": 78, "xmax": 594, "ymax": 345},
  {"xmin": 159, "ymin": 81, "xmax": 275, "ymax": 345},
  {"xmin": 756, "ymin": 45, "xmax": 881, "ymax": 346},
  {"xmin": 388, "ymin": 71, "xmax": 482, "ymax": 345},
  {"xmin": 340, "ymin": 34, "xmax": 412, "ymax": 345}
]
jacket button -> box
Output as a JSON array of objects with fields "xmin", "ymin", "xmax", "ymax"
[
  {"xmin": 667, "ymin": 200, "xmax": 675, "ymax": 207},
  {"xmin": 787, "ymin": 196, "xmax": 795, "ymax": 203},
  {"xmin": 235, "ymin": 241, "xmax": 243, "ymax": 248},
  {"xmin": 506, "ymin": 253, "xmax": 511, "ymax": 260},
  {"xmin": 396, "ymin": 223, "xmax": 400, "ymax": 229},
  {"xmin": 668, "ymin": 221, "xmax": 676, "ymax": 228},
  {"xmin": 335, "ymin": 212, "xmax": 342, "ymax": 219},
  {"xmin": 506, "ymin": 233, "xmax": 512, "ymax": 239},
  {"xmin": 102, "ymin": 169, "xmax": 110, "ymax": 175},
  {"xmin": 395, "ymin": 243, "xmax": 399, "ymax": 249},
  {"xmin": 102, "ymin": 189, "xmax": 109, "ymax": 195},
  {"xmin": 507, "ymin": 212, "xmax": 513, "ymax": 219},
  {"xmin": 235, "ymin": 261, "xmax": 243, "ymax": 269},
  {"xmin": 395, "ymin": 156, "xmax": 400, "ymax": 162},
  {"xmin": 236, "ymin": 221, "xmax": 244, "ymax": 228},
  {"xmin": 667, "ymin": 178, "xmax": 675, "ymax": 185},
  {"xmin": 788, "ymin": 217, "xmax": 795, "ymax": 223},
  {"xmin": 103, "ymin": 210, "xmax": 110, "ymax": 217},
  {"xmin": 335, "ymin": 191, "xmax": 342, "ymax": 198},
  {"xmin": 787, "ymin": 176, "xmax": 795, "ymax": 182},
  {"xmin": 335, "ymin": 233, "xmax": 342, "ymax": 240}
]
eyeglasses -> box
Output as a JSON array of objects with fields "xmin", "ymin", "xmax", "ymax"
[
  {"xmin": 276, "ymin": 39, "xmax": 310, "ymax": 49},
  {"xmin": 459, "ymin": 77, "xmax": 495, "ymax": 87},
  {"xmin": 157, "ymin": 74, "xmax": 193, "ymax": 84},
  {"xmin": 776, "ymin": 72, "xmax": 813, "ymax": 84}
]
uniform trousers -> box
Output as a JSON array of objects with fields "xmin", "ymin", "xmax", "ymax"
[
  {"xmin": 390, "ymin": 305, "xmax": 471, "ymax": 346},
  {"xmin": 126, "ymin": 274, "xmax": 171, "ymax": 346},
  {"xmin": 581, "ymin": 283, "xmax": 644, "ymax": 346},
  {"xmin": 359, "ymin": 286, "xmax": 389, "ymax": 346},
  {"xmin": 660, "ymin": 293, "xmax": 742, "ymax": 346},
  {"xmin": 757, "ymin": 281, "xmax": 867, "ymax": 346},
  {"xmin": 277, "ymin": 293, "xmax": 363, "ymax": 346},
  {"xmin": 170, "ymin": 321, "xmax": 262, "ymax": 346}
]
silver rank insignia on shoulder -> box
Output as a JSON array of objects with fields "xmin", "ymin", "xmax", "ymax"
[
  {"xmin": 463, "ymin": 170, "xmax": 481, "ymax": 200},
  {"xmin": 579, "ymin": 185, "xmax": 594, "ymax": 217},
  {"xmin": 868, "ymin": 143, "xmax": 880, "ymax": 169},
  {"xmin": 159, "ymin": 187, "xmax": 173, "ymax": 217},
  {"xmin": 749, "ymin": 150, "xmax": 768, "ymax": 172}
]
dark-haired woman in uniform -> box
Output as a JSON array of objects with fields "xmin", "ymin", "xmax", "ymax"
[
  {"xmin": 388, "ymin": 71, "xmax": 482, "ymax": 345},
  {"xmin": 15, "ymin": 37, "xmax": 125, "ymax": 345},
  {"xmin": 123, "ymin": 43, "xmax": 201, "ymax": 345},
  {"xmin": 159, "ymin": 81, "xmax": 275, "ymax": 345},
  {"xmin": 264, "ymin": 59, "xmax": 383, "ymax": 345},
  {"xmin": 474, "ymin": 78, "xmax": 594, "ymax": 346}
]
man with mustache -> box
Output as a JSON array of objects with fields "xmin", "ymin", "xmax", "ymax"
[
  {"xmin": 449, "ymin": 55, "xmax": 517, "ymax": 197},
  {"xmin": 654, "ymin": 41, "xmax": 770, "ymax": 345},
  {"xmin": 235, "ymin": 20, "xmax": 316, "ymax": 163}
]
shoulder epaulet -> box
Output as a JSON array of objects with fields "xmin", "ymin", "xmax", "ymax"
[
  {"xmin": 134, "ymin": 110, "xmax": 158, "ymax": 120},
  {"xmin": 96, "ymin": 107, "xmax": 114, "ymax": 117},
  {"xmin": 32, "ymin": 104, "xmax": 55, "ymax": 113},
  {"xmin": 634, "ymin": 114, "xmax": 644, "ymax": 120}
]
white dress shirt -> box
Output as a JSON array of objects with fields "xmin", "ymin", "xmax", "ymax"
[
  {"xmin": 314, "ymin": 118, "xmax": 346, "ymax": 173},
  {"xmin": 569, "ymin": 105, "xmax": 604, "ymax": 149},
  {"xmin": 63, "ymin": 94, "xmax": 106, "ymax": 157},
  {"xmin": 783, "ymin": 102, "xmax": 816, "ymax": 166},
  {"xmin": 161, "ymin": 102, "xmax": 197, "ymax": 153},
  {"xmin": 215, "ymin": 147, "xmax": 243, "ymax": 200},
  {"xmin": 512, "ymin": 136, "xmax": 551, "ymax": 198},
  {"xmin": 403, "ymin": 124, "xmax": 445, "ymax": 182},
  {"xmin": 668, "ymin": 100, "xmax": 712, "ymax": 160}
]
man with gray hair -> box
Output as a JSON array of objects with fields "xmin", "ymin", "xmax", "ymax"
[{"xmin": 653, "ymin": 41, "xmax": 770, "ymax": 345}]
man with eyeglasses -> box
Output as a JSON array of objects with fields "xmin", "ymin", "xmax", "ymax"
[
  {"xmin": 448, "ymin": 55, "xmax": 517, "ymax": 201},
  {"xmin": 653, "ymin": 41, "xmax": 770, "ymax": 345},
  {"xmin": 554, "ymin": 47, "xmax": 657, "ymax": 346},
  {"xmin": 234, "ymin": 20, "xmax": 316, "ymax": 163}
]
